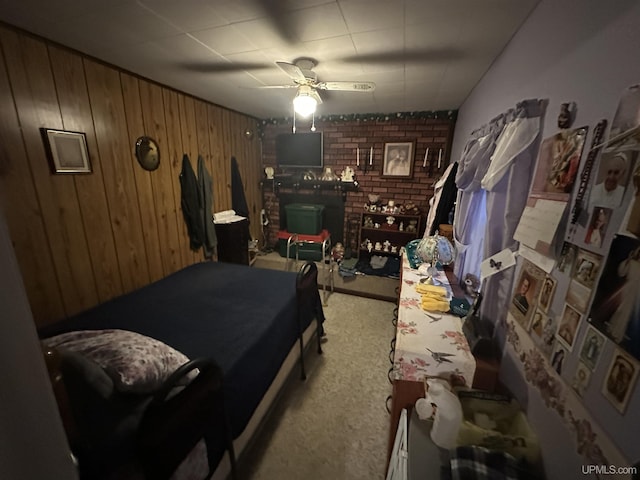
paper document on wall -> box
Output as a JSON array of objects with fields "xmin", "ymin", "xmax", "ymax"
[
  {"xmin": 514, "ymin": 198, "xmax": 566, "ymax": 254},
  {"xmin": 517, "ymin": 244, "xmax": 556, "ymax": 273},
  {"xmin": 480, "ymin": 248, "xmax": 516, "ymax": 281}
]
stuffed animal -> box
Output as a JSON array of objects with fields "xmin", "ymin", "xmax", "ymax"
[{"xmin": 463, "ymin": 273, "xmax": 480, "ymax": 298}]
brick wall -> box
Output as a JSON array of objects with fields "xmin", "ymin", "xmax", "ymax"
[{"xmin": 260, "ymin": 115, "xmax": 456, "ymax": 250}]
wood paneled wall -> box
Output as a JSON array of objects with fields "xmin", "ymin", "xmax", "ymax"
[{"xmin": 0, "ymin": 25, "xmax": 263, "ymax": 327}]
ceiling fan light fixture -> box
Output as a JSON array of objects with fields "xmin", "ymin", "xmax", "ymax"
[{"xmin": 293, "ymin": 87, "xmax": 317, "ymax": 117}]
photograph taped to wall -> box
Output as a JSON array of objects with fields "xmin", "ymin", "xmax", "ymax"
[
  {"xmin": 566, "ymin": 279, "xmax": 591, "ymax": 314},
  {"xmin": 584, "ymin": 206, "xmax": 612, "ymax": 249},
  {"xmin": 590, "ymin": 235, "xmax": 640, "ymax": 360},
  {"xmin": 571, "ymin": 248, "xmax": 603, "ymax": 289},
  {"xmin": 579, "ymin": 324, "xmax": 606, "ymax": 371},
  {"xmin": 529, "ymin": 309, "xmax": 557, "ymax": 359},
  {"xmin": 587, "ymin": 150, "xmax": 635, "ymax": 211},
  {"xmin": 604, "ymin": 84, "xmax": 640, "ymax": 153},
  {"xmin": 530, "ymin": 127, "xmax": 588, "ymax": 200},
  {"xmin": 557, "ymin": 241, "xmax": 578, "ymax": 274},
  {"xmin": 550, "ymin": 341, "xmax": 567, "ymax": 375},
  {"xmin": 572, "ymin": 361, "xmax": 592, "ymax": 397},
  {"xmin": 537, "ymin": 276, "xmax": 557, "ymax": 314},
  {"xmin": 556, "ymin": 303, "xmax": 582, "ymax": 351},
  {"xmin": 509, "ymin": 259, "xmax": 546, "ymax": 327},
  {"xmin": 602, "ymin": 347, "xmax": 639, "ymax": 414}
]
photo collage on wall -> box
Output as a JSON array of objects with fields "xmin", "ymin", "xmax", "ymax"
[{"xmin": 514, "ymin": 84, "xmax": 640, "ymax": 414}]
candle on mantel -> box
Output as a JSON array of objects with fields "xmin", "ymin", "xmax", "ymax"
[
  {"xmin": 369, "ymin": 146, "xmax": 373, "ymax": 165},
  {"xmin": 356, "ymin": 147, "xmax": 360, "ymax": 167},
  {"xmin": 423, "ymin": 148, "xmax": 429, "ymax": 167},
  {"xmin": 437, "ymin": 149, "xmax": 442, "ymax": 169}
]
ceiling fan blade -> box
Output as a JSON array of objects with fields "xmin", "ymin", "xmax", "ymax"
[
  {"xmin": 177, "ymin": 61, "xmax": 271, "ymax": 73},
  {"xmin": 276, "ymin": 61, "xmax": 307, "ymax": 82},
  {"xmin": 309, "ymin": 89, "xmax": 323, "ymax": 105},
  {"xmin": 316, "ymin": 81, "xmax": 376, "ymax": 92}
]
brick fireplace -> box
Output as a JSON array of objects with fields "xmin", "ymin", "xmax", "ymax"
[{"xmin": 260, "ymin": 113, "xmax": 456, "ymax": 252}]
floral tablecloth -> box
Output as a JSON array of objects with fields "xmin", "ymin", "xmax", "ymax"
[{"xmin": 392, "ymin": 255, "xmax": 476, "ymax": 386}]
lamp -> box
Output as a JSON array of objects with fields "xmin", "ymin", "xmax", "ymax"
[
  {"xmin": 414, "ymin": 231, "xmax": 456, "ymax": 285},
  {"xmin": 293, "ymin": 86, "xmax": 317, "ymax": 118}
]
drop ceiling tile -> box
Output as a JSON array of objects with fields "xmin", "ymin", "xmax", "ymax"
[
  {"xmin": 191, "ymin": 24, "xmax": 257, "ymax": 55},
  {"xmin": 340, "ymin": 0, "xmax": 404, "ymax": 33},
  {"xmin": 289, "ymin": 3, "xmax": 349, "ymax": 42},
  {"xmin": 139, "ymin": 0, "xmax": 229, "ymax": 32}
]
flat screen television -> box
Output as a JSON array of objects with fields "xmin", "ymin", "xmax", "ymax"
[{"xmin": 276, "ymin": 132, "xmax": 323, "ymax": 168}]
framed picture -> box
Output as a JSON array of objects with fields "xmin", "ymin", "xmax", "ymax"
[
  {"xmin": 579, "ymin": 324, "xmax": 606, "ymax": 371},
  {"xmin": 537, "ymin": 276, "xmax": 557, "ymax": 314},
  {"xmin": 382, "ymin": 141, "xmax": 415, "ymax": 178},
  {"xmin": 602, "ymin": 347, "xmax": 639, "ymax": 414},
  {"xmin": 572, "ymin": 362, "xmax": 592, "ymax": 397},
  {"xmin": 556, "ymin": 303, "xmax": 582, "ymax": 351},
  {"xmin": 41, "ymin": 128, "xmax": 91, "ymax": 174},
  {"xmin": 509, "ymin": 259, "xmax": 545, "ymax": 327},
  {"xmin": 571, "ymin": 248, "xmax": 603, "ymax": 289}
]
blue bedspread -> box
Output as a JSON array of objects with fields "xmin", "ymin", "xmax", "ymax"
[{"xmin": 40, "ymin": 261, "xmax": 313, "ymax": 440}]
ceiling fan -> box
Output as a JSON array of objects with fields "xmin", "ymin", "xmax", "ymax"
[{"xmin": 257, "ymin": 58, "xmax": 376, "ymax": 117}]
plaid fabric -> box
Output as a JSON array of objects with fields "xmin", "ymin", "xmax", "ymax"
[{"xmin": 450, "ymin": 446, "xmax": 521, "ymax": 480}]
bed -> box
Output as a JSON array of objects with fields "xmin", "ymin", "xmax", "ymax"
[{"xmin": 39, "ymin": 260, "xmax": 325, "ymax": 480}]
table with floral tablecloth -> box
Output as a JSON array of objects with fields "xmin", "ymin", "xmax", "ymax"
[{"xmin": 392, "ymin": 255, "xmax": 476, "ymax": 386}]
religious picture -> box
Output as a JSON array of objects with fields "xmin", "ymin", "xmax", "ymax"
[
  {"xmin": 602, "ymin": 348, "xmax": 639, "ymax": 414},
  {"xmin": 537, "ymin": 276, "xmax": 556, "ymax": 314},
  {"xmin": 587, "ymin": 150, "xmax": 634, "ymax": 211},
  {"xmin": 530, "ymin": 127, "xmax": 588, "ymax": 200},
  {"xmin": 509, "ymin": 259, "xmax": 545, "ymax": 327},
  {"xmin": 531, "ymin": 310, "xmax": 557, "ymax": 359},
  {"xmin": 550, "ymin": 341, "xmax": 567, "ymax": 375},
  {"xmin": 566, "ymin": 279, "xmax": 592, "ymax": 314},
  {"xmin": 621, "ymin": 159, "xmax": 640, "ymax": 237},
  {"xmin": 579, "ymin": 324, "xmax": 606, "ymax": 371},
  {"xmin": 604, "ymin": 84, "xmax": 640, "ymax": 153},
  {"xmin": 556, "ymin": 303, "xmax": 582, "ymax": 351},
  {"xmin": 571, "ymin": 248, "xmax": 603, "ymax": 289},
  {"xmin": 590, "ymin": 235, "xmax": 640, "ymax": 360},
  {"xmin": 557, "ymin": 242, "xmax": 578, "ymax": 274},
  {"xmin": 584, "ymin": 207, "xmax": 612, "ymax": 249},
  {"xmin": 572, "ymin": 362, "xmax": 592, "ymax": 397}
]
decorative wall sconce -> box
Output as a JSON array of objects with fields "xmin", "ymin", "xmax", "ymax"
[{"xmin": 356, "ymin": 146, "xmax": 373, "ymax": 174}]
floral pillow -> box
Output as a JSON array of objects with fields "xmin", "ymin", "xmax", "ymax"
[{"xmin": 42, "ymin": 329, "xmax": 195, "ymax": 395}]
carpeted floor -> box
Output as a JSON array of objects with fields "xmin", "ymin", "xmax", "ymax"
[{"xmin": 237, "ymin": 292, "xmax": 396, "ymax": 480}]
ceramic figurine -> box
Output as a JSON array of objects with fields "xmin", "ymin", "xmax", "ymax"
[{"xmin": 375, "ymin": 241, "xmax": 382, "ymax": 251}]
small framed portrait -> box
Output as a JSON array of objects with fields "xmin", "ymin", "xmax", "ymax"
[
  {"xmin": 382, "ymin": 141, "xmax": 415, "ymax": 178},
  {"xmin": 557, "ymin": 242, "xmax": 578, "ymax": 274},
  {"xmin": 602, "ymin": 348, "xmax": 639, "ymax": 414},
  {"xmin": 566, "ymin": 279, "xmax": 592, "ymax": 313},
  {"xmin": 579, "ymin": 324, "xmax": 606, "ymax": 371},
  {"xmin": 509, "ymin": 259, "xmax": 545, "ymax": 327},
  {"xmin": 537, "ymin": 276, "xmax": 557, "ymax": 314},
  {"xmin": 40, "ymin": 128, "xmax": 92, "ymax": 174},
  {"xmin": 572, "ymin": 362, "xmax": 592, "ymax": 397},
  {"xmin": 529, "ymin": 309, "xmax": 557, "ymax": 358},
  {"xmin": 556, "ymin": 303, "xmax": 582, "ymax": 351},
  {"xmin": 584, "ymin": 207, "xmax": 612, "ymax": 249},
  {"xmin": 571, "ymin": 248, "xmax": 603, "ymax": 289}
]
